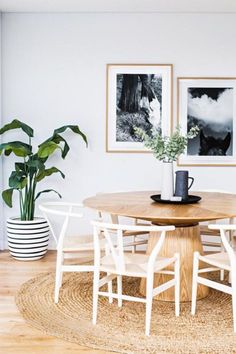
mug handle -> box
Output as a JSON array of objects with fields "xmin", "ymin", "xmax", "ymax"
[{"xmin": 188, "ymin": 177, "xmax": 194, "ymax": 190}]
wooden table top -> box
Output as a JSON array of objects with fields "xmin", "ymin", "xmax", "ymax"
[{"xmin": 83, "ymin": 191, "xmax": 236, "ymax": 225}]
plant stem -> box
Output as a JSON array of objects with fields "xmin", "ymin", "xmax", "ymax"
[
  {"xmin": 32, "ymin": 173, "xmax": 37, "ymax": 219},
  {"xmin": 19, "ymin": 190, "xmax": 23, "ymax": 220},
  {"xmin": 29, "ymin": 174, "xmax": 36, "ymax": 220}
]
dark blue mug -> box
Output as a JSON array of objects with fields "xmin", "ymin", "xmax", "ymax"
[{"xmin": 174, "ymin": 170, "xmax": 194, "ymax": 200}]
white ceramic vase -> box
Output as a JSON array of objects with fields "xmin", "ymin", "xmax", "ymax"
[{"xmin": 161, "ymin": 161, "xmax": 174, "ymax": 200}]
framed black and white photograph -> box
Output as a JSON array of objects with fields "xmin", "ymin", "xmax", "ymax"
[
  {"xmin": 106, "ymin": 64, "xmax": 173, "ymax": 152},
  {"xmin": 178, "ymin": 77, "xmax": 236, "ymax": 166}
]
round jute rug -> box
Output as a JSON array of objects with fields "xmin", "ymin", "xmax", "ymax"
[{"xmin": 16, "ymin": 272, "xmax": 236, "ymax": 354}]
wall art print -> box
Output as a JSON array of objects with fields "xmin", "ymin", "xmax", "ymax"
[
  {"xmin": 178, "ymin": 77, "xmax": 236, "ymax": 166},
  {"xmin": 106, "ymin": 64, "xmax": 172, "ymax": 152}
]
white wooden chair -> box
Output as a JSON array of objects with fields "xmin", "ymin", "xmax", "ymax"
[
  {"xmin": 39, "ymin": 202, "xmax": 104, "ymax": 303},
  {"xmin": 196, "ymin": 189, "xmax": 234, "ymax": 281},
  {"xmin": 199, "ymin": 190, "xmax": 233, "ymax": 254},
  {"xmin": 91, "ymin": 220, "xmax": 180, "ymax": 336},
  {"xmin": 191, "ymin": 224, "xmax": 236, "ymax": 332}
]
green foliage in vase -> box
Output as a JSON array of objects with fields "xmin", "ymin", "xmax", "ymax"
[
  {"xmin": 135, "ymin": 125, "xmax": 199, "ymax": 162},
  {"xmin": 0, "ymin": 119, "xmax": 87, "ymax": 220}
]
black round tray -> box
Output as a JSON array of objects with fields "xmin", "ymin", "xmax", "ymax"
[{"xmin": 150, "ymin": 194, "xmax": 201, "ymax": 204}]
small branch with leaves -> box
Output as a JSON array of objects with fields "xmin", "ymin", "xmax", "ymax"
[{"xmin": 135, "ymin": 125, "xmax": 199, "ymax": 162}]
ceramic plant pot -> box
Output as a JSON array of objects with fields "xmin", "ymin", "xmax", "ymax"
[{"xmin": 7, "ymin": 217, "xmax": 50, "ymax": 261}]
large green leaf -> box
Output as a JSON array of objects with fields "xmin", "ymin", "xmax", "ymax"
[
  {"xmin": 36, "ymin": 167, "xmax": 65, "ymax": 182},
  {"xmin": 27, "ymin": 158, "xmax": 45, "ymax": 175},
  {"xmin": 0, "ymin": 141, "xmax": 32, "ymax": 157},
  {"xmin": 54, "ymin": 125, "xmax": 88, "ymax": 146},
  {"xmin": 51, "ymin": 134, "xmax": 70, "ymax": 158},
  {"xmin": 37, "ymin": 141, "xmax": 62, "ymax": 159},
  {"xmin": 39, "ymin": 133, "xmax": 70, "ymax": 159},
  {"xmin": 0, "ymin": 119, "xmax": 34, "ymax": 137},
  {"xmin": 2, "ymin": 188, "xmax": 14, "ymax": 207},
  {"xmin": 30, "ymin": 153, "xmax": 47, "ymax": 166},
  {"xmin": 15, "ymin": 162, "xmax": 26, "ymax": 172},
  {"xmin": 27, "ymin": 159, "xmax": 44, "ymax": 168},
  {"xmin": 9, "ymin": 171, "xmax": 27, "ymax": 189},
  {"xmin": 34, "ymin": 189, "xmax": 62, "ymax": 201},
  {"xmin": 38, "ymin": 125, "xmax": 87, "ymax": 160}
]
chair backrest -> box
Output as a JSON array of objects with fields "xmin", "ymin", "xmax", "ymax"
[
  {"xmin": 220, "ymin": 228, "xmax": 236, "ymax": 269},
  {"xmin": 209, "ymin": 224, "xmax": 236, "ymax": 269},
  {"xmin": 39, "ymin": 202, "xmax": 83, "ymax": 247},
  {"xmin": 91, "ymin": 220, "xmax": 175, "ymax": 273},
  {"xmin": 97, "ymin": 210, "xmax": 119, "ymax": 224}
]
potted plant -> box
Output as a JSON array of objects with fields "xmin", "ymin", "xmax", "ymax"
[
  {"xmin": 0, "ymin": 119, "xmax": 87, "ymax": 260},
  {"xmin": 135, "ymin": 126, "xmax": 199, "ymax": 200}
]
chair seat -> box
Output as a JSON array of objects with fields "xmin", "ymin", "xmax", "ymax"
[
  {"xmin": 200, "ymin": 225, "xmax": 220, "ymax": 236},
  {"xmin": 201, "ymin": 241, "xmax": 221, "ymax": 247},
  {"xmin": 100, "ymin": 252, "xmax": 174, "ymax": 277},
  {"xmin": 63, "ymin": 234, "xmax": 105, "ymax": 252},
  {"xmin": 123, "ymin": 230, "xmax": 148, "ymax": 238},
  {"xmin": 105, "ymin": 229, "xmax": 148, "ymax": 238},
  {"xmin": 200, "ymin": 252, "xmax": 231, "ymax": 271},
  {"xmin": 124, "ymin": 239, "xmax": 148, "ymax": 248}
]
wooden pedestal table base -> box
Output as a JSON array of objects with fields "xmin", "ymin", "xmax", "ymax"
[{"xmin": 139, "ymin": 224, "xmax": 209, "ymax": 302}]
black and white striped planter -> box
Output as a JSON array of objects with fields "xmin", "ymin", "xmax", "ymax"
[{"xmin": 7, "ymin": 217, "xmax": 50, "ymax": 261}]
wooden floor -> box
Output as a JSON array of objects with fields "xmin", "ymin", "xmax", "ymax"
[{"xmin": 0, "ymin": 250, "xmax": 112, "ymax": 354}]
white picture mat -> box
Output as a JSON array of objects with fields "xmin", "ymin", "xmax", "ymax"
[{"xmin": 178, "ymin": 78, "xmax": 236, "ymax": 165}]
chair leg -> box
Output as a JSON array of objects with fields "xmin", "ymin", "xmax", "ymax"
[
  {"xmin": 231, "ymin": 278, "xmax": 236, "ymax": 332},
  {"xmin": 174, "ymin": 253, "xmax": 180, "ymax": 317},
  {"xmin": 220, "ymin": 269, "xmax": 225, "ymax": 281},
  {"xmin": 191, "ymin": 252, "xmax": 199, "ymax": 315},
  {"xmin": 145, "ymin": 274, "xmax": 153, "ymax": 336},
  {"xmin": 117, "ymin": 275, "xmax": 122, "ymax": 307},
  {"xmin": 105, "ymin": 244, "xmax": 113, "ymax": 303},
  {"xmin": 59, "ymin": 253, "xmax": 64, "ymax": 287},
  {"xmin": 220, "ymin": 242, "xmax": 225, "ymax": 281},
  {"xmin": 93, "ymin": 270, "xmax": 100, "ymax": 325},
  {"xmin": 54, "ymin": 251, "xmax": 63, "ymax": 304},
  {"xmin": 107, "ymin": 274, "xmax": 113, "ymax": 303},
  {"xmin": 132, "ymin": 236, "xmax": 136, "ymax": 254}
]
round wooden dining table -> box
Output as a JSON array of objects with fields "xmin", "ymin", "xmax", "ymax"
[{"xmin": 83, "ymin": 191, "xmax": 236, "ymax": 302}]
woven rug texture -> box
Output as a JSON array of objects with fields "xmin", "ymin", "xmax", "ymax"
[{"xmin": 16, "ymin": 271, "xmax": 236, "ymax": 354}]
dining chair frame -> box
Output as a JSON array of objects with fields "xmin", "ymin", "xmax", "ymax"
[
  {"xmin": 39, "ymin": 202, "xmax": 95, "ymax": 303},
  {"xmin": 92, "ymin": 220, "xmax": 180, "ymax": 336},
  {"xmin": 197, "ymin": 189, "xmax": 235, "ymax": 281},
  {"xmin": 191, "ymin": 224, "xmax": 236, "ymax": 332}
]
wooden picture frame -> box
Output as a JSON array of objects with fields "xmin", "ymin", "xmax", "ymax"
[
  {"xmin": 177, "ymin": 77, "xmax": 236, "ymax": 166},
  {"xmin": 106, "ymin": 64, "xmax": 173, "ymax": 153}
]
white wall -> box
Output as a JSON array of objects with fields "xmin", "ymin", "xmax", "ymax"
[{"xmin": 1, "ymin": 13, "xmax": 236, "ymax": 247}]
